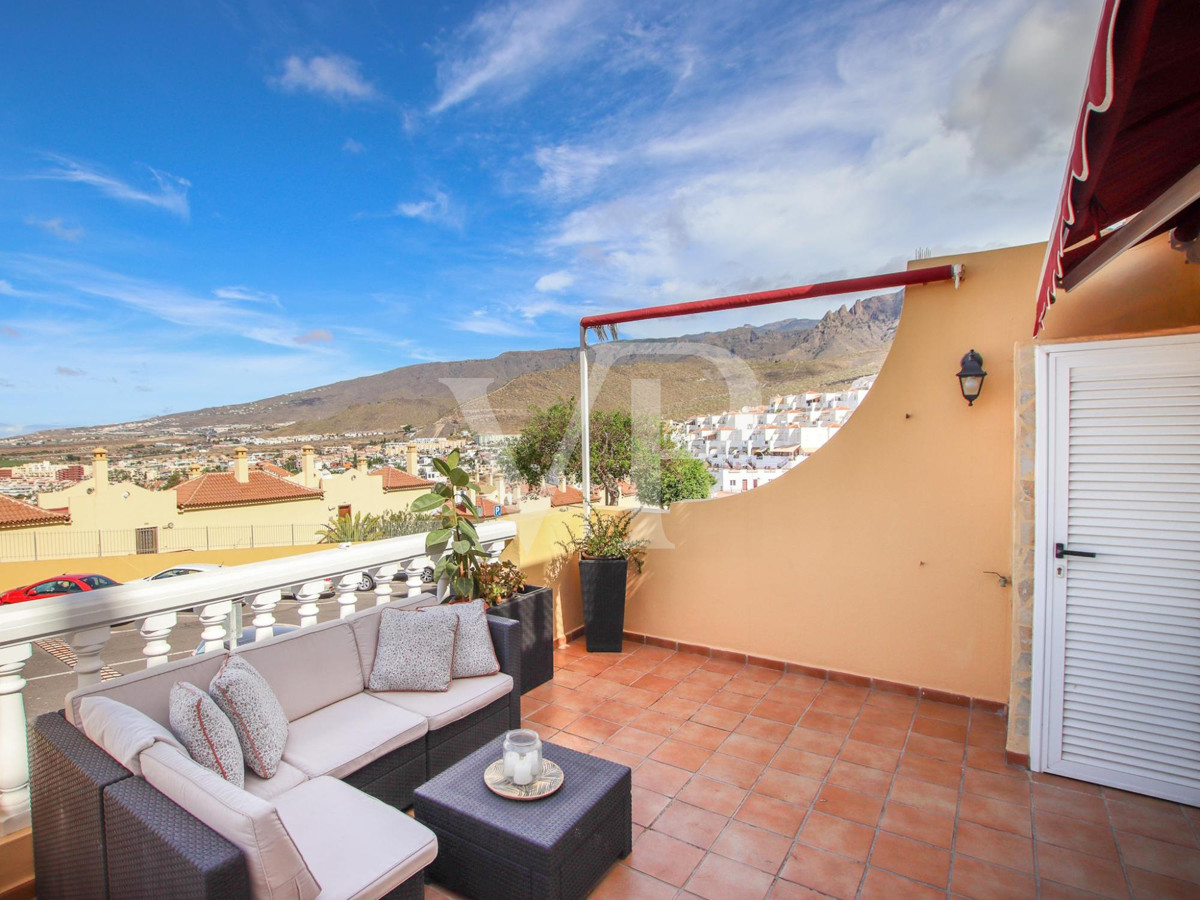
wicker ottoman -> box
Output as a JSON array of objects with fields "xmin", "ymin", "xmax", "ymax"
[{"xmin": 413, "ymin": 736, "xmax": 632, "ymax": 900}]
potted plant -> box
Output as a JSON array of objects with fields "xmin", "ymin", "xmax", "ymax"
[
  {"xmin": 477, "ymin": 560, "xmax": 555, "ymax": 694},
  {"xmin": 561, "ymin": 508, "xmax": 647, "ymax": 652},
  {"xmin": 409, "ymin": 450, "xmax": 487, "ymax": 600}
]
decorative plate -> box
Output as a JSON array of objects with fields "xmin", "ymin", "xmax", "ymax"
[{"xmin": 483, "ymin": 758, "xmax": 565, "ymax": 800}]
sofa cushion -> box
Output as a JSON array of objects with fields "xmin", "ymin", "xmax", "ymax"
[
  {"xmin": 168, "ymin": 682, "xmax": 244, "ymax": 787},
  {"xmin": 346, "ymin": 595, "xmax": 438, "ymax": 684},
  {"xmin": 373, "ymin": 672, "xmax": 513, "ymax": 731},
  {"xmin": 274, "ymin": 776, "xmax": 437, "ymax": 900},
  {"xmin": 421, "ymin": 600, "xmax": 500, "ymax": 678},
  {"xmin": 66, "ymin": 651, "xmax": 228, "ymax": 728},
  {"xmin": 244, "ymin": 760, "xmax": 308, "ymax": 802},
  {"xmin": 77, "ymin": 696, "xmax": 186, "ymax": 777},
  {"xmin": 282, "ymin": 693, "xmax": 427, "ymax": 780},
  {"xmin": 210, "ymin": 655, "xmax": 289, "ymax": 779},
  {"xmin": 233, "ymin": 620, "xmax": 363, "ymax": 721},
  {"xmin": 139, "ymin": 742, "xmax": 320, "ymax": 900},
  {"xmin": 368, "ymin": 607, "xmax": 458, "ymax": 693}
]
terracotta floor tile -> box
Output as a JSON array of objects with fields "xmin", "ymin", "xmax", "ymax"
[
  {"xmin": 573, "ymin": 676, "xmax": 624, "ymax": 699},
  {"xmin": 632, "ymin": 759, "xmax": 692, "ymax": 797},
  {"xmin": 958, "ymin": 792, "xmax": 1033, "ymax": 838},
  {"xmin": 672, "ymin": 681, "xmax": 719, "ymax": 704},
  {"xmin": 711, "ymin": 690, "xmax": 760, "ymax": 713},
  {"xmin": 969, "ymin": 708, "xmax": 1007, "ymax": 732},
  {"xmin": 590, "ymin": 699, "xmax": 645, "ymax": 726},
  {"xmin": 554, "ymin": 689, "xmax": 601, "ymax": 713},
  {"xmin": 954, "ymin": 821, "xmax": 1034, "ymax": 874},
  {"xmin": 609, "ymin": 727, "xmax": 666, "ymax": 757},
  {"xmin": 528, "ymin": 681, "xmax": 574, "ymax": 702},
  {"xmin": 685, "ymin": 852, "xmax": 774, "ymax": 900},
  {"xmin": 965, "ymin": 746, "xmax": 1014, "ymax": 774},
  {"xmin": 699, "ymin": 752, "xmax": 765, "ymax": 790},
  {"xmin": 949, "ymin": 854, "xmax": 1036, "ymax": 900},
  {"xmin": 675, "ymin": 720, "xmax": 732, "ymax": 750},
  {"xmin": 767, "ymin": 879, "xmax": 828, "ymax": 899},
  {"xmin": 847, "ymin": 721, "xmax": 908, "ymax": 749},
  {"xmin": 865, "ymin": 690, "xmax": 919, "ymax": 714},
  {"xmin": 652, "ymin": 799, "xmax": 728, "ymax": 850},
  {"xmin": 1036, "ymin": 879, "xmax": 1113, "ymax": 900},
  {"xmin": 625, "ymin": 829, "xmax": 706, "ymax": 887},
  {"xmin": 753, "ymin": 699, "xmax": 805, "ymax": 725},
  {"xmin": 879, "ymin": 802, "xmax": 955, "ymax": 849},
  {"xmin": 858, "ymin": 867, "xmax": 945, "ymax": 900},
  {"xmin": 653, "ymin": 659, "xmax": 704, "ymax": 681},
  {"xmin": 652, "ymin": 695, "xmax": 702, "ymax": 719},
  {"xmin": 1103, "ymin": 787, "xmax": 1181, "ymax": 811},
  {"xmin": 1032, "ymin": 783, "xmax": 1109, "ymax": 824},
  {"xmin": 754, "ymin": 768, "xmax": 820, "ymax": 806},
  {"xmin": 727, "ymin": 677, "xmax": 773, "ymax": 699},
  {"xmin": 700, "ymin": 658, "xmax": 745, "ymax": 675},
  {"xmin": 736, "ymin": 792, "xmax": 807, "ymax": 837},
  {"xmin": 563, "ymin": 714, "xmax": 621, "ymax": 742},
  {"xmin": 838, "ymin": 740, "xmax": 901, "ymax": 772},
  {"xmin": 896, "ymin": 752, "xmax": 962, "ymax": 789},
  {"xmin": 1126, "ymin": 866, "xmax": 1200, "ymax": 900},
  {"xmin": 551, "ymin": 732, "xmax": 598, "ymax": 753},
  {"xmin": 1036, "ymin": 841, "xmax": 1130, "ymax": 899},
  {"xmin": 1034, "ymin": 808, "xmax": 1118, "ymax": 858},
  {"xmin": 763, "ymin": 685, "xmax": 818, "ymax": 708},
  {"xmin": 1108, "ymin": 800, "xmax": 1200, "ymax": 848},
  {"xmin": 650, "ymin": 739, "xmax": 713, "ymax": 773},
  {"xmin": 962, "ymin": 768, "xmax": 1030, "ymax": 806},
  {"xmin": 684, "ymin": 669, "xmax": 732, "ymax": 689},
  {"xmin": 810, "ymin": 692, "xmax": 864, "ymax": 718},
  {"xmin": 906, "ymin": 732, "xmax": 965, "ymax": 764},
  {"xmin": 614, "ymin": 686, "xmax": 663, "ymax": 709},
  {"xmin": 856, "ymin": 706, "xmax": 914, "ymax": 733},
  {"xmin": 869, "ymin": 832, "xmax": 950, "ymax": 888},
  {"xmin": 912, "ymin": 715, "xmax": 967, "ymax": 743},
  {"xmin": 889, "ymin": 775, "xmax": 959, "ymax": 817},
  {"xmin": 692, "ymin": 705, "xmax": 745, "ymax": 731},
  {"xmin": 612, "ymin": 655, "xmax": 658, "ymax": 674},
  {"xmin": 595, "ymin": 665, "xmax": 644, "ymax": 686},
  {"xmin": 916, "ymin": 700, "xmax": 969, "ymax": 725},
  {"xmin": 800, "ymin": 710, "xmax": 854, "ymax": 737},
  {"xmin": 676, "ymin": 775, "xmax": 748, "ymax": 817},
  {"xmin": 798, "ymin": 811, "xmax": 876, "ymax": 861},
  {"xmin": 784, "ymin": 726, "xmax": 845, "ymax": 757},
  {"xmin": 588, "ymin": 863, "xmax": 678, "ymax": 899},
  {"xmin": 827, "ymin": 760, "xmax": 892, "ymax": 797},
  {"xmin": 966, "ymin": 728, "xmax": 1007, "ymax": 751},
  {"xmin": 736, "ymin": 716, "xmax": 793, "ymax": 744},
  {"xmin": 712, "ymin": 820, "xmax": 793, "ymax": 874},
  {"xmin": 630, "ymin": 710, "xmax": 687, "ymax": 737},
  {"xmin": 742, "ymin": 664, "xmax": 784, "ymax": 684},
  {"xmin": 813, "ymin": 784, "xmax": 884, "ymax": 826},
  {"xmin": 1029, "ymin": 771, "xmax": 1102, "ymax": 794},
  {"xmin": 527, "ymin": 704, "xmax": 580, "ymax": 730},
  {"xmin": 770, "ymin": 746, "xmax": 834, "ymax": 781},
  {"xmin": 780, "ymin": 844, "xmax": 865, "ymax": 900},
  {"xmin": 634, "ymin": 673, "xmax": 679, "ymax": 694},
  {"xmin": 631, "ymin": 785, "xmax": 671, "ymax": 827},
  {"xmin": 1115, "ymin": 831, "xmax": 1200, "ymax": 884},
  {"xmin": 719, "ymin": 732, "xmax": 781, "ymax": 764},
  {"xmin": 590, "ymin": 744, "xmax": 643, "ymax": 769},
  {"xmin": 523, "ymin": 721, "xmax": 559, "ymax": 741}
]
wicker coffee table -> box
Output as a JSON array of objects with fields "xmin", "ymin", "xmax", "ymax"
[{"xmin": 413, "ymin": 735, "xmax": 632, "ymax": 900}]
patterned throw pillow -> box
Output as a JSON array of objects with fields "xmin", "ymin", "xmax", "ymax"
[
  {"xmin": 168, "ymin": 682, "xmax": 245, "ymax": 787},
  {"xmin": 368, "ymin": 607, "xmax": 458, "ymax": 692},
  {"xmin": 210, "ymin": 655, "xmax": 289, "ymax": 779},
  {"xmin": 421, "ymin": 600, "xmax": 500, "ymax": 679}
]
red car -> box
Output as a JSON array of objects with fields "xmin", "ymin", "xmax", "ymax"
[{"xmin": 0, "ymin": 573, "xmax": 121, "ymax": 605}]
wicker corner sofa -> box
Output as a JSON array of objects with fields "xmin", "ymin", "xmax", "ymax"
[{"xmin": 31, "ymin": 597, "xmax": 522, "ymax": 900}]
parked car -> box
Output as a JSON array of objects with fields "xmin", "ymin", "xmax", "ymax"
[
  {"xmin": 282, "ymin": 577, "xmax": 335, "ymax": 600},
  {"xmin": 0, "ymin": 573, "xmax": 121, "ymax": 605},
  {"xmin": 141, "ymin": 563, "xmax": 223, "ymax": 581}
]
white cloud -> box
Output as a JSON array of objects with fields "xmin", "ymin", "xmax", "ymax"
[
  {"xmin": 56, "ymin": 366, "xmax": 85, "ymax": 376},
  {"xmin": 33, "ymin": 155, "xmax": 190, "ymax": 219},
  {"xmin": 534, "ymin": 270, "xmax": 574, "ymax": 292},
  {"xmin": 294, "ymin": 329, "xmax": 333, "ymax": 344},
  {"xmin": 25, "ymin": 217, "xmax": 84, "ymax": 241},
  {"xmin": 214, "ymin": 285, "xmax": 282, "ymax": 307},
  {"xmin": 391, "ymin": 190, "xmax": 455, "ymax": 225},
  {"xmin": 272, "ymin": 54, "xmax": 379, "ymax": 103},
  {"xmin": 454, "ymin": 309, "xmax": 531, "ymax": 336},
  {"xmin": 342, "ymin": 137, "xmax": 366, "ymax": 154},
  {"xmin": 534, "ymin": 145, "xmax": 617, "ymax": 199}
]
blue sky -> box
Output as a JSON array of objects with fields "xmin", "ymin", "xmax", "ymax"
[{"xmin": 0, "ymin": 0, "xmax": 1101, "ymax": 434}]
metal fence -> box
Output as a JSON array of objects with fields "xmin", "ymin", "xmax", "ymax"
[{"xmin": 0, "ymin": 524, "xmax": 330, "ymax": 562}]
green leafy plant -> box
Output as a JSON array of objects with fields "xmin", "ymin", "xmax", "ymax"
[
  {"xmin": 559, "ymin": 508, "xmax": 648, "ymax": 573},
  {"xmin": 476, "ymin": 559, "xmax": 527, "ymax": 607},
  {"xmin": 409, "ymin": 449, "xmax": 487, "ymax": 599},
  {"xmin": 316, "ymin": 511, "xmax": 382, "ymax": 543},
  {"xmin": 376, "ymin": 508, "xmax": 438, "ymax": 538}
]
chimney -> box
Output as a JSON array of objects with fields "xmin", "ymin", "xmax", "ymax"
[
  {"xmin": 357, "ymin": 457, "xmax": 368, "ymax": 473},
  {"xmin": 92, "ymin": 447, "xmax": 108, "ymax": 492},
  {"xmin": 494, "ymin": 473, "xmax": 506, "ymax": 504},
  {"xmin": 558, "ymin": 474, "xmax": 567, "ymax": 492},
  {"xmin": 301, "ymin": 445, "xmax": 315, "ymax": 487},
  {"xmin": 234, "ymin": 447, "xmax": 249, "ymax": 484},
  {"xmin": 406, "ymin": 443, "xmax": 419, "ymax": 477}
]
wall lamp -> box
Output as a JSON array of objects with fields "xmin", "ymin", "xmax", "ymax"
[{"xmin": 957, "ymin": 349, "xmax": 987, "ymax": 406}]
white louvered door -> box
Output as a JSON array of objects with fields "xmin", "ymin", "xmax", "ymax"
[{"xmin": 1040, "ymin": 334, "xmax": 1200, "ymax": 805}]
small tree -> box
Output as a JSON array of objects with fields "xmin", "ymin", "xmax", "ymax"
[
  {"xmin": 409, "ymin": 450, "xmax": 487, "ymax": 599},
  {"xmin": 631, "ymin": 425, "xmax": 715, "ymax": 507},
  {"xmin": 509, "ymin": 399, "xmax": 633, "ymax": 505}
]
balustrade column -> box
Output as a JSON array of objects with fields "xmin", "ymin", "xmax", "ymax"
[
  {"xmin": 435, "ymin": 546, "xmax": 454, "ymax": 603},
  {"xmin": 196, "ymin": 601, "xmax": 231, "ymax": 654},
  {"xmin": 486, "ymin": 539, "xmax": 506, "ymax": 564},
  {"xmin": 407, "ymin": 557, "xmax": 430, "ymax": 598},
  {"xmin": 296, "ymin": 582, "xmax": 322, "ymax": 628},
  {"xmin": 0, "ymin": 643, "xmax": 32, "ymax": 832},
  {"xmin": 373, "ymin": 565, "xmax": 397, "ymax": 606},
  {"xmin": 140, "ymin": 612, "xmax": 177, "ymax": 667},
  {"xmin": 251, "ymin": 589, "xmax": 282, "ymax": 641},
  {"xmin": 336, "ymin": 573, "xmax": 360, "ymax": 619},
  {"xmin": 69, "ymin": 626, "xmax": 112, "ymax": 688}
]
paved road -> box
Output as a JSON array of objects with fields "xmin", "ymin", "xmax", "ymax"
[{"xmin": 22, "ymin": 590, "xmax": 400, "ymax": 723}]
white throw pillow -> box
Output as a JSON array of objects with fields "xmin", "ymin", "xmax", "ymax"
[
  {"xmin": 421, "ymin": 600, "xmax": 500, "ymax": 679},
  {"xmin": 78, "ymin": 695, "xmax": 186, "ymax": 777},
  {"xmin": 368, "ymin": 607, "xmax": 458, "ymax": 692},
  {"xmin": 210, "ymin": 656, "xmax": 289, "ymax": 779},
  {"xmin": 168, "ymin": 682, "xmax": 245, "ymax": 787}
]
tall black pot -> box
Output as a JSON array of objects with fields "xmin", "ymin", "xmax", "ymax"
[{"xmin": 579, "ymin": 556, "xmax": 628, "ymax": 652}]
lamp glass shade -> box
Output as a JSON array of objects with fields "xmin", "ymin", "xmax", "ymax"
[{"xmin": 957, "ymin": 350, "xmax": 987, "ymax": 405}]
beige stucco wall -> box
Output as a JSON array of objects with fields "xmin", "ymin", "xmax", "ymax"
[
  {"xmin": 317, "ymin": 470, "xmax": 425, "ymax": 518},
  {"xmin": 35, "ymin": 480, "xmax": 175, "ymax": 530}
]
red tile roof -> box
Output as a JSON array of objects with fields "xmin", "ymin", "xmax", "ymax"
[
  {"xmin": 253, "ymin": 461, "xmax": 294, "ymax": 478},
  {"xmin": 0, "ymin": 496, "xmax": 71, "ymax": 529},
  {"xmin": 550, "ymin": 485, "xmax": 584, "ymax": 507},
  {"xmin": 173, "ymin": 471, "xmax": 323, "ymax": 510},
  {"xmin": 370, "ymin": 466, "xmax": 433, "ymax": 492}
]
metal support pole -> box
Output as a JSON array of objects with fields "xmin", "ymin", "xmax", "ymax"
[{"xmin": 579, "ymin": 326, "xmax": 591, "ymax": 519}]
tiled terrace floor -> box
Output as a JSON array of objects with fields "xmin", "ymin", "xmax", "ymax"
[{"xmin": 429, "ymin": 638, "xmax": 1200, "ymax": 900}]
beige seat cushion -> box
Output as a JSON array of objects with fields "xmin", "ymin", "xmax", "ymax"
[
  {"xmin": 282, "ymin": 693, "xmax": 427, "ymax": 779},
  {"xmin": 234, "ymin": 621, "xmax": 364, "ymax": 722},
  {"xmin": 244, "ymin": 760, "xmax": 308, "ymax": 802},
  {"xmin": 372, "ymin": 673, "xmax": 513, "ymax": 731},
  {"xmin": 274, "ymin": 776, "xmax": 437, "ymax": 900},
  {"xmin": 139, "ymin": 742, "xmax": 319, "ymax": 900},
  {"xmin": 67, "ymin": 651, "xmax": 228, "ymax": 728}
]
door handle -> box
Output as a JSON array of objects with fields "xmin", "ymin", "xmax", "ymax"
[{"xmin": 1055, "ymin": 543, "xmax": 1097, "ymax": 559}]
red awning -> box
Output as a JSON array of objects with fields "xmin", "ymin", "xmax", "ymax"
[
  {"xmin": 580, "ymin": 265, "xmax": 958, "ymax": 331},
  {"xmin": 1034, "ymin": 0, "xmax": 1200, "ymax": 335}
]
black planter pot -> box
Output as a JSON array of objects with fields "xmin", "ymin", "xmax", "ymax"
[
  {"xmin": 579, "ymin": 557, "xmax": 629, "ymax": 652},
  {"xmin": 488, "ymin": 585, "xmax": 554, "ymax": 693}
]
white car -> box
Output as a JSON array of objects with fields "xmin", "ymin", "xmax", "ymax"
[{"xmin": 141, "ymin": 563, "xmax": 223, "ymax": 581}]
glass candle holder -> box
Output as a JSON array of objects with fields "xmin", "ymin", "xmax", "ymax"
[{"xmin": 502, "ymin": 729, "xmax": 543, "ymax": 786}]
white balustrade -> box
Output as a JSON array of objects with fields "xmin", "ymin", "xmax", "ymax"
[
  {"xmin": 196, "ymin": 601, "xmax": 232, "ymax": 655},
  {"xmin": 140, "ymin": 612, "xmax": 177, "ymax": 667},
  {"xmin": 486, "ymin": 539, "xmax": 506, "ymax": 564},
  {"xmin": 69, "ymin": 626, "xmax": 112, "ymax": 688},
  {"xmin": 296, "ymin": 581, "xmax": 323, "ymax": 628},
  {"xmin": 336, "ymin": 573, "xmax": 360, "ymax": 619},
  {"xmin": 251, "ymin": 589, "xmax": 282, "ymax": 641},
  {"xmin": 408, "ymin": 556, "xmax": 431, "ymax": 598},
  {"xmin": 0, "ymin": 643, "xmax": 32, "ymax": 833},
  {"xmin": 374, "ymin": 564, "xmax": 397, "ymax": 606}
]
